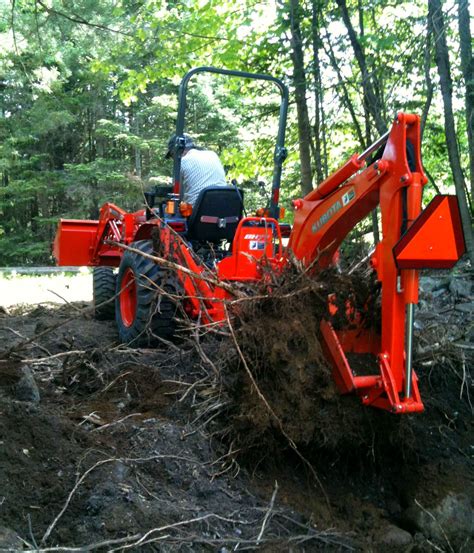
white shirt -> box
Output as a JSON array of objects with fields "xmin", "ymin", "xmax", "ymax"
[{"xmin": 181, "ymin": 149, "xmax": 227, "ymax": 206}]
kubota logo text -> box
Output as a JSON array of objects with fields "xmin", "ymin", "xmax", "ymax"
[{"xmin": 312, "ymin": 188, "xmax": 355, "ymax": 233}]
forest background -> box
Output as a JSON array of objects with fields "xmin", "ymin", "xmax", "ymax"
[{"xmin": 0, "ymin": 0, "xmax": 472, "ymax": 266}]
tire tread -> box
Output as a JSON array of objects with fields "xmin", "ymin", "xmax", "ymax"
[{"xmin": 93, "ymin": 267, "xmax": 117, "ymax": 320}]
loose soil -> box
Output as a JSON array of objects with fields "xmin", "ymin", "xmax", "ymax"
[{"xmin": 0, "ymin": 267, "xmax": 472, "ymax": 552}]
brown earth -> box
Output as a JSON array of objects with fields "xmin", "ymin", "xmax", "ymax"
[{"xmin": 0, "ymin": 267, "xmax": 472, "ymax": 552}]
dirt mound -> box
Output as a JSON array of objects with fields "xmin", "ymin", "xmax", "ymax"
[{"xmin": 0, "ymin": 264, "xmax": 472, "ymax": 551}]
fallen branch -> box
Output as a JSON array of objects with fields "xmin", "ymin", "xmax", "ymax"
[
  {"xmin": 109, "ymin": 240, "xmax": 244, "ymax": 297},
  {"xmin": 91, "ymin": 413, "xmax": 142, "ymax": 432},
  {"xmin": 256, "ymin": 480, "xmax": 279, "ymax": 543},
  {"xmin": 21, "ymin": 350, "xmax": 86, "ymax": 364},
  {"xmin": 109, "ymin": 513, "xmax": 245, "ymax": 551}
]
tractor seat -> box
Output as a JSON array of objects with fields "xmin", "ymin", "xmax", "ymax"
[{"xmin": 186, "ymin": 186, "xmax": 244, "ymax": 243}]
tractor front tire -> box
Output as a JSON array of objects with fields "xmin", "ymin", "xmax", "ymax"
[
  {"xmin": 93, "ymin": 267, "xmax": 117, "ymax": 320},
  {"xmin": 115, "ymin": 240, "xmax": 177, "ymax": 346}
]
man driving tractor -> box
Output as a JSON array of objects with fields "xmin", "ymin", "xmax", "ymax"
[{"xmin": 165, "ymin": 133, "xmax": 227, "ymax": 206}]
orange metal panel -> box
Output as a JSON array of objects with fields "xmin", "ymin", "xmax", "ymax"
[
  {"xmin": 53, "ymin": 219, "xmax": 99, "ymax": 266},
  {"xmin": 217, "ymin": 217, "xmax": 283, "ymax": 281},
  {"xmin": 320, "ymin": 320, "xmax": 355, "ymax": 394}
]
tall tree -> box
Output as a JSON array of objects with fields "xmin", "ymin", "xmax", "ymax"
[
  {"xmin": 311, "ymin": 0, "xmax": 327, "ymax": 183},
  {"xmin": 429, "ymin": 0, "xmax": 473, "ymax": 262},
  {"xmin": 287, "ymin": 0, "xmax": 313, "ymax": 195},
  {"xmin": 421, "ymin": 14, "xmax": 434, "ymax": 137},
  {"xmin": 1, "ymin": 0, "xmax": 471, "ymax": 265},
  {"xmin": 457, "ymin": 0, "xmax": 474, "ymax": 200}
]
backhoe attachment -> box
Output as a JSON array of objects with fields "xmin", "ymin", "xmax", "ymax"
[{"xmin": 288, "ymin": 113, "xmax": 465, "ymax": 413}]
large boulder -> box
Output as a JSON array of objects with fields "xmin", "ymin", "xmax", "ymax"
[
  {"xmin": 402, "ymin": 492, "xmax": 473, "ymax": 549},
  {"xmin": 375, "ymin": 524, "xmax": 413, "ymax": 550}
]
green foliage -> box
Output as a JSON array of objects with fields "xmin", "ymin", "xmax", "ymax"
[{"xmin": 0, "ymin": 0, "xmax": 470, "ymax": 265}]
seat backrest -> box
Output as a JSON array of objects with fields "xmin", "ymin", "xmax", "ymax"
[{"xmin": 186, "ymin": 186, "xmax": 244, "ymax": 243}]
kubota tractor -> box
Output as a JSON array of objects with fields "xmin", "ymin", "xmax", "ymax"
[{"xmin": 54, "ymin": 67, "xmax": 465, "ymax": 415}]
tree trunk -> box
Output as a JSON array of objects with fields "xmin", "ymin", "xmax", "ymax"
[
  {"xmin": 311, "ymin": 0, "xmax": 325, "ymax": 184},
  {"xmin": 89, "ymin": 104, "xmax": 100, "ymax": 220},
  {"xmin": 429, "ymin": 0, "xmax": 474, "ymax": 262},
  {"xmin": 336, "ymin": 0, "xmax": 386, "ymax": 136},
  {"xmin": 357, "ymin": 2, "xmax": 379, "ymax": 244},
  {"xmin": 288, "ymin": 0, "xmax": 313, "ymax": 195},
  {"xmin": 357, "ymin": 0, "xmax": 372, "ymax": 145},
  {"xmin": 457, "ymin": 0, "xmax": 474, "ymax": 202},
  {"xmin": 421, "ymin": 15, "xmax": 434, "ymax": 137},
  {"xmin": 130, "ymin": 106, "xmax": 142, "ymax": 178}
]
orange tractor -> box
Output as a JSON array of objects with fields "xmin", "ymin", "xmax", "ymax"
[{"xmin": 54, "ymin": 67, "xmax": 465, "ymax": 415}]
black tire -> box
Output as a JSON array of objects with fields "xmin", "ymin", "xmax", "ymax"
[
  {"xmin": 93, "ymin": 267, "xmax": 117, "ymax": 320},
  {"xmin": 115, "ymin": 240, "xmax": 178, "ymax": 346}
]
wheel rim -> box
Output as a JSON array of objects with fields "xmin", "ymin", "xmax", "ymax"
[{"xmin": 120, "ymin": 268, "xmax": 137, "ymax": 327}]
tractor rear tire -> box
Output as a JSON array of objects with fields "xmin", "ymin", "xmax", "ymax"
[
  {"xmin": 115, "ymin": 240, "xmax": 178, "ymax": 346},
  {"xmin": 93, "ymin": 267, "xmax": 117, "ymax": 320}
]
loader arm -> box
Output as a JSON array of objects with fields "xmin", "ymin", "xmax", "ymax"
[
  {"xmin": 89, "ymin": 203, "xmax": 139, "ymax": 265},
  {"xmin": 288, "ymin": 113, "xmax": 465, "ymax": 413}
]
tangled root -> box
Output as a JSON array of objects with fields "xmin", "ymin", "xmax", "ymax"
[{"xmin": 210, "ymin": 263, "xmax": 383, "ymax": 456}]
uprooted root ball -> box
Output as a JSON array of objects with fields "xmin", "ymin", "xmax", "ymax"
[{"xmin": 211, "ymin": 265, "xmax": 385, "ymax": 457}]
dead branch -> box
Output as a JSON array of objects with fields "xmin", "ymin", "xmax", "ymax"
[
  {"xmin": 229, "ymin": 284, "xmax": 314, "ymax": 305},
  {"xmin": 256, "ymin": 480, "xmax": 279, "ymax": 543},
  {"xmin": 91, "ymin": 413, "xmax": 142, "ymax": 432},
  {"xmin": 21, "ymin": 350, "xmax": 86, "ymax": 364},
  {"xmin": 4, "ymin": 326, "xmax": 52, "ymax": 357},
  {"xmin": 46, "ymin": 289, "xmax": 84, "ymax": 312},
  {"xmin": 109, "ymin": 240, "xmax": 244, "ymax": 297},
  {"xmin": 98, "ymin": 370, "xmax": 133, "ymax": 395},
  {"xmin": 109, "ymin": 513, "xmax": 245, "ymax": 551},
  {"xmin": 191, "ymin": 326, "xmax": 220, "ymax": 376}
]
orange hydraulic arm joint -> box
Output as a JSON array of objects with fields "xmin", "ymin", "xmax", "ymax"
[
  {"xmin": 89, "ymin": 203, "xmax": 137, "ymax": 266},
  {"xmin": 288, "ymin": 113, "xmax": 465, "ymax": 414}
]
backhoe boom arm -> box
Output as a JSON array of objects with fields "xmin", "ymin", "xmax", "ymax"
[{"xmin": 288, "ymin": 113, "xmax": 465, "ymax": 413}]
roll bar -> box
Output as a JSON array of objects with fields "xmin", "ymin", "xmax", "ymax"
[{"xmin": 172, "ymin": 67, "xmax": 289, "ymax": 219}]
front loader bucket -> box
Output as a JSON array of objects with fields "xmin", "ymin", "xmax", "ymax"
[{"xmin": 53, "ymin": 219, "xmax": 99, "ymax": 266}]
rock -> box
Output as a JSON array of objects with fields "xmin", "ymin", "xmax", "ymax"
[
  {"xmin": 402, "ymin": 493, "xmax": 473, "ymax": 547},
  {"xmin": 0, "ymin": 526, "xmax": 23, "ymax": 550},
  {"xmin": 449, "ymin": 277, "xmax": 473, "ymax": 299},
  {"xmin": 454, "ymin": 302, "xmax": 474, "ymax": 314},
  {"xmin": 14, "ymin": 366, "xmax": 40, "ymax": 403},
  {"xmin": 377, "ymin": 524, "xmax": 413, "ymax": 548},
  {"xmin": 111, "ymin": 461, "xmax": 130, "ymax": 482},
  {"xmin": 419, "ymin": 276, "xmax": 439, "ymax": 294},
  {"xmin": 432, "ymin": 288, "xmax": 447, "ymax": 298}
]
